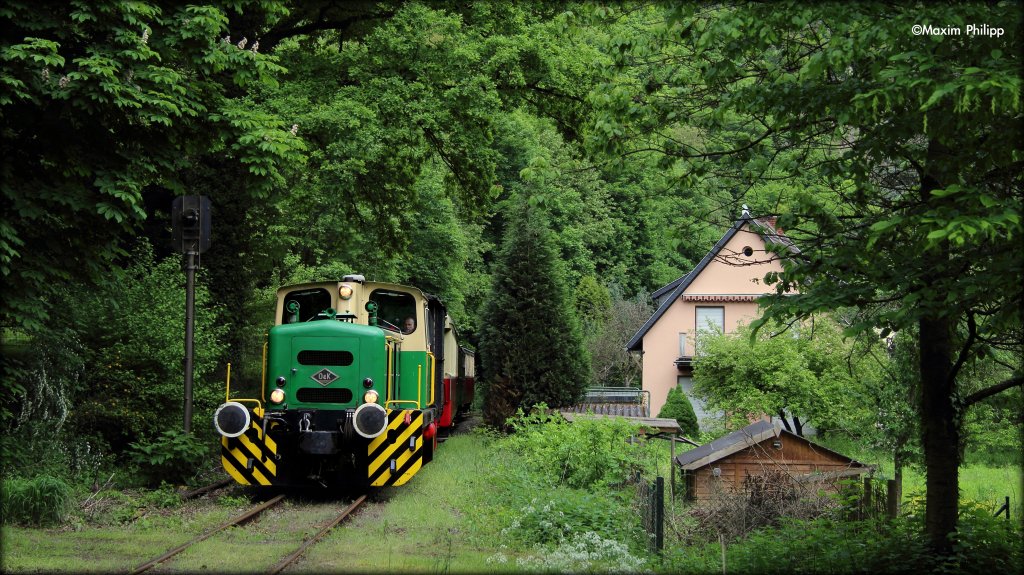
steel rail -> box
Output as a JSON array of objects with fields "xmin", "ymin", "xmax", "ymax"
[
  {"xmin": 129, "ymin": 493, "xmax": 286, "ymax": 574},
  {"xmin": 180, "ymin": 478, "xmax": 233, "ymax": 500},
  {"xmin": 265, "ymin": 494, "xmax": 368, "ymax": 575}
]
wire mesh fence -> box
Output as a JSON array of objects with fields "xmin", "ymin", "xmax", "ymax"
[{"xmin": 633, "ymin": 473, "xmax": 664, "ymax": 553}]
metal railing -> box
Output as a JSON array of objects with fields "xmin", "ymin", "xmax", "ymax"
[{"xmin": 583, "ymin": 386, "xmax": 650, "ymax": 406}]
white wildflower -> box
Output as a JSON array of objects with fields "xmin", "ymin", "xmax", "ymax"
[
  {"xmin": 251, "ymin": 40, "xmax": 259, "ymax": 53},
  {"xmin": 486, "ymin": 552, "xmax": 508, "ymax": 565},
  {"xmin": 41, "ymin": 68, "xmax": 50, "ymax": 82},
  {"xmin": 290, "ymin": 123, "xmax": 299, "ymax": 136},
  {"xmin": 59, "ymin": 75, "xmax": 69, "ymax": 88},
  {"xmin": 222, "ymin": 35, "xmax": 230, "ymax": 44},
  {"xmin": 237, "ymin": 37, "xmax": 247, "ymax": 49},
  {"xmin": 141, "ymin": 28, "xmax": 150, "ymax": 45}
]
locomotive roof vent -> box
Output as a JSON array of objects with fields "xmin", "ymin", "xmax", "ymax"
[{"xmin": 342, "ymin": 274, "xmax": 365, "ymax": 284}]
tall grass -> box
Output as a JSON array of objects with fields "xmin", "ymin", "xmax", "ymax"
[
  {"xmin": 811, "ymin": 434, "xmax": 1023, "ymax": 521},
  {"xmin": 1, "ymin": 475, "xmax": 74, "ymax": 526}
]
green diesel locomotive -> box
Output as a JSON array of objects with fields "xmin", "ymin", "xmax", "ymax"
[{"xmin": 213, "ymin": 275, "xmax": 474, "ymax": 488}]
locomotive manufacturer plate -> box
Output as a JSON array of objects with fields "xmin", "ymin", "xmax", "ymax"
[{"xmin": 310, "ymin": 368, "xmax": 338, "ymax": 386}]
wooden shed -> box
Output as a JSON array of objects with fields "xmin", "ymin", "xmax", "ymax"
[{"xmin": 675, "ymin": 420, "xmax": 872, "ymax": 501}]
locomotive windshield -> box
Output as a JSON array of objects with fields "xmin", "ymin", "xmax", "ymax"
[
  {"xmin": 281, "ymin": 288, "xmax": 332, "ymax": 324},
  {"xmin": 369, "ymin": 289, "xmax": 416, "ymax": 333}
]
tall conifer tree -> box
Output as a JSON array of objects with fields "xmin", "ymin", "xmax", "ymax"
[{"xmin": 479, "ymin": 195, "xmax": 590, "ymax": 427}]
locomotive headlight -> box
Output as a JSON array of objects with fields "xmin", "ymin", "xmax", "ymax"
[
  {"xmin": 270, "ymin": 388, "xmax": 286, "ymax": 404},
  {"xmin": 363, "ymin": 389, "xmax": 379, "ymax": 404},
  {"xmin": 339, "ymin": 284, "xmax": 354, "ymax": 300}
]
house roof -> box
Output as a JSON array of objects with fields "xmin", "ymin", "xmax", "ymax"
[
  {"xmin": 673, "ymin": 419, "xmax": 868, "ymax": 471},
  {"xmin": 626, "ymin": 211, "xmax": 798, "ymax": 352}
]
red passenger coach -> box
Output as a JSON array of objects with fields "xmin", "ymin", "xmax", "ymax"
[{"xmin": 438, "ymin": 316, "xmax": 475, "ymax": 430}]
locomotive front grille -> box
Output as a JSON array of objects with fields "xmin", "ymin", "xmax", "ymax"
[
  {"xmin": 297, "ymin": 350, "xmax": 354, "ymax": 366},
  {"xmin": 296, "ymin": 388, "xmax": 354, "ymax": 403}
]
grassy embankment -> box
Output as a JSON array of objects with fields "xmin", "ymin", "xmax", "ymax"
[
  {"xmin": 2, "ymin": 425, "xmax": 1021, "ymax": 573},
  {"xmin": 0, "ymin": 433, "xmax": 527, "ymax": 573}
]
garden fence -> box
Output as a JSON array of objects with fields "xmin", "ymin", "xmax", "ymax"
[{"xmin": 633, "ymin": 473, "xmax": 664, "ymax": 553}]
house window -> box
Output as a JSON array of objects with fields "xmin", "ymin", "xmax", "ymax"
[
  {"xmin": 695, "ymin": 306, "xmax": 725, "ymax": 333},
  {"xmin": 693, "ymin": 306, "xmax": 724, "ymax": 358},
  {"xmin": 679, "ymin": 332, "xmax": 687, "ymax": 357}
]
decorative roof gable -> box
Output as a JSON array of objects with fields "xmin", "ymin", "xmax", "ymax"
[{"xmin": 626, "ymin": 209, "xmax": 798, "ymax": 352}]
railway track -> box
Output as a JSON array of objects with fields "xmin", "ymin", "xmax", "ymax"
[{"xmin": 129, "ymin": 492, "xmax": 367, "ymax": 574}]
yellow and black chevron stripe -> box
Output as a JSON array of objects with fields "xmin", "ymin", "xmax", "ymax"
[
  {"xmin": 221, "ymin": 419, "xmax": 278, "ymax": 486},
  {"xmin": 367, "ymin": 410, "xmax": 423, "ymax": 487}
]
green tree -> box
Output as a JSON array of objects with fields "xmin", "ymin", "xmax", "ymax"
[
  {"xmin": 0, "ymin": 1, "xmax": 302, "ymax": 331},
  {"xmin": 586, "ymin": 286, "xmax": 650, "ymax": 387},
  {"xmin": 591, "ymin": 2, "xmax": 1023, "ymax": 553},
  {"xmin": 574, "ymin": 275, "xmax": 611, "ymax": 331},
  {"xmin": 692, "ymin": 317, "xmax": 875, "ymax": 437},
  {"xmin": 657, "ymin": 387, "xmax": 698, "ymax": 439},
  {"xmin": 479, "ymin": 194, "xmax": 589, "ymax": 427},
  {"xmin": 67, "ymin": 243, "xmax": 228, "ymax": 453}
]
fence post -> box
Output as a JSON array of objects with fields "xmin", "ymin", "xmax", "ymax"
[
  {"xmin": 655, "ymin": 476, "xmax": 664, "ymax": 553},
  {"xmin": 670, "ymin": 437, "xmax": 676, "ymax": 501},
  {"xmin": 862, "ymin": 477, "xmax": 872, "ymax": 520},
  {"xmin": 887, "ymin": 479, "xmax": 899, "ymax": 519}
]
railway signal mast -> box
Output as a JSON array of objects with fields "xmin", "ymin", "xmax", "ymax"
[{"xmin": 172, "ymin": 195, "xmax": 211, "ymax": 433}]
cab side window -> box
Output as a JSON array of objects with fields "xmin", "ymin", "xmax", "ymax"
[
  {"xmin": 369, "ymin": 289, "xmax": 416, "ymax": 333},
  {"xmin": 282, "ymin": 288, "xmax": 331, "ymax": 324}
]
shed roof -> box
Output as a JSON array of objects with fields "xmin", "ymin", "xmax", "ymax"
[
  {"xmin": 673, "ymin": 420, "xmax": 868, "ymax": 471},
  {"xmin": 627, "ymin": 211, "xmax": 798, "ymax": 352}
]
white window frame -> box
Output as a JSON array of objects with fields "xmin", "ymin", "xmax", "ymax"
[{"xmin": 694, "ymin": 306, "xmax": 725, "ymax": 356}]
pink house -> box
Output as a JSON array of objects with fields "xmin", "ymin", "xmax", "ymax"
[{"xmin": 626, "ymin": 210, "xmax": 798, "ymax": 420}]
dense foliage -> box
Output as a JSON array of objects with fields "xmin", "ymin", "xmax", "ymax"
[
  {"xmin": 589, "ymin": 0, "xmax": 1023, "ymax": 552},
  {"xmin": 1, "ymin": 1, "xmax": 1020, "ymax": 566},
  {"xmin": 0, "ymin": 1, "xmax": 301, "ymax": 332},
  {"xmin": 478, "ymin": 200, "xmax": 590, "ymax": 425},
  {"xmin": 692, "ymin": 316, "xmax": 879, "ymax": 436}
]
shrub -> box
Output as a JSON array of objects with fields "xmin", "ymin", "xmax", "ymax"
[
  {"xmin": 657, "ymin": 387, "xmax": 699, "ymax": 438},
  {"xmin": 68, "ymin": 243, "xmax": 227, "ymax": 454},
  {"xmin": 691, "ymin": 501, "xmax": 1024, "ymax": 575},
  {"xmin": 128, "ymin": 430, "xmax": 209, "ymax": 487},
  {"xmin": 503, "ymin": 405, "xmax": 659, "ymax": 489},
  {"xmin": 1, "ymin": 474, "xmax": 74, "ymax": 526},
  {"xmin": 499, "ymin": 491, "xmax": 641, "ymax": 548},
  {"xmin": 510, "ymin": 531, "xmax": 648, "ymax": 574}
]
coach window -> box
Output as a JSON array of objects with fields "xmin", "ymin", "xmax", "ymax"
[
  {"xmin": 282, "ymin": 288, "xmax": 332, "ymax": 324},
  {"xmin": 369, "ymin": 289, "xmax": 417, "ymax": 333}
]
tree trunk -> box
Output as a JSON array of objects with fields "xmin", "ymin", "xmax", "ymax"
[
  {"xmin": 892, "ymin": 433, "xmax": 908, "ymax": 516},
  {"xmin": 776, "ymin": 409, "xmax": 792, "ymax": 432},
  {"xmin": 792, "ymin": 415, "xmax": 803, "ymax": 437},
  {"xmin": 919, "ymin": 315, "xmax": 960, "ymax": 556}
]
